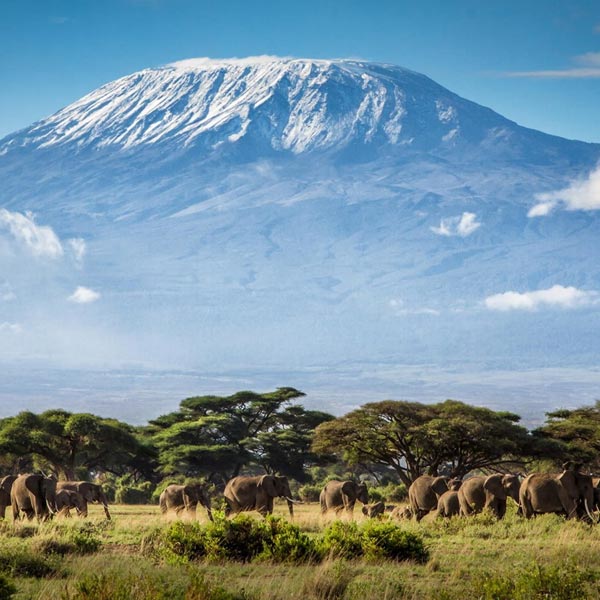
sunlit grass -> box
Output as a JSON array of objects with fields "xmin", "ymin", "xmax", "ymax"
[{"xmin": 2, "ymin": 500, "xmax": 600, "ymax": 599}]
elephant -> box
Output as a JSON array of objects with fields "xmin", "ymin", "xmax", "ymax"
[
  {"xmin": 408, "ymin": 476, "xmax": 461, "ymax": 521},
  {"xmin": 458, "ymin": 474, "xmax": 520, "ymax": 519},
  {"xmin": 159, "ymin": 483, "xmax": 213, "ymax": 521},
  {"xmin": 55, "ymin": 489, "xmax": 85, "ymax": 518},
  {"xmin": 56, "ymin": 481, "xmax": 111, "ymax": 520},
  {"xmin": 11, "ymin": 473, "xmax": 57, "ymax": 522},
  {"xmin": 224, "ymin": 475, "xmax": 297, "ymax": 517},
  {"xmin": 593, "ymin": 477, "xmax": 600, "ymax": 511},
  {"xmin": 390, "ymin": 505, "xmax": 413, "ymax": 520},
  {"xmin": 319, "ymin": 480, "xmax": 369, "ymax": 517},
  {"xmin": 361, "ymin": 500, "xmax": 385, "ymax": 518},
  {"xmin": 0, "ymin": 475, "xmax": 16, "ymax": 519},
  {"xmin": 436, "ymin": 490, "xmax": 461, "ymax": 518},
  {"xmin": 519, "ymin": 463, "xmax": 595, "ymax": 520}
]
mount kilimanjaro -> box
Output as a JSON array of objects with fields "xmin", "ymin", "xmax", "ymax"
[{"xmin": 0, "ymin": 57, "xmax": 599, "ymax": 422}]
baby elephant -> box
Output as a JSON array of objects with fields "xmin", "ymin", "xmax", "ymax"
[
  {"xmin": 436, "ymin": 490, "xmax": 460, "ymax": 518},
  {"xmin": 55, "ymin": 489, "xmax": 85, "ymax": 518},
  {"xmin": 390, "ymin": 505, "xmax": 413, "ymax": 520},
  {"xmin": 361, "ymin": 501, "xmax": 385, "ymax": 518}
]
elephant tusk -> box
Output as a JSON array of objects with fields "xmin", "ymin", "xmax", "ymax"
[
  {"xmin": 284, "ymin": 497, "xmax": 303, "ymax": 504},
  {"xmin": 583, "ymin": 498, "xmax": 597, "ymax": 524}
]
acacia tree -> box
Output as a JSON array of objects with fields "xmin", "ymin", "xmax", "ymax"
[
  {"xmin": 312, "ymin": 399, "xmax": 535, "ymax": 485},
  {"xmin": 149, "ymin": 387, "xmax": 334, "ymax": 482},
  {"xmin": 0, "ymin": 409, "xmax": 150, "ymax": 480},
  {"xmin": 532, "ymin": 401, "xmax": 600, "ymax": 470}
]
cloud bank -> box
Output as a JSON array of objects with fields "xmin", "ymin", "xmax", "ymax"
[
  {"xmin": 431, "ymin": 212, "xmax": 481, "ymax": 237},
  {"xmin": 68, "ymin": 286, "xmax": 100, "ymax": 304},
  {"xmin": 528, "ymin": 165, "xmax": 600, "ymax": 216},
  {"xmin": 0, "ymin": 209, "xmax": 63, "ymax": 258},
  {"xmin": 485, "ymin": 285, "xmax": 597, "ymax": 311}
]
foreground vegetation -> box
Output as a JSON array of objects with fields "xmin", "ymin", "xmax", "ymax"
[{"xmin": 2, "ymin": 502, "xmax": 600, "ymax": 600}]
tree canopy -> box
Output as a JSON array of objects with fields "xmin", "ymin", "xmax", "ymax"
[
  {"xmin": 312, "ymin": 399, "xmax": 535, "ymax": 485},
  {"xmin": 148, "ymin": 387, "xmax": 334, "ymax": 482},
  {"xmin": 0, "ymin": 409, "xmax": 151, "ymax": 480},
  {"xmin": 533, "ymin": 401, "xmax": 600, "ymax": 470}
]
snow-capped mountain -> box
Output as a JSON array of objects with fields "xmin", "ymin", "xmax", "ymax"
[{"xmin": 1, "ymin": 57, "xmax": 599, "ymax": 421}]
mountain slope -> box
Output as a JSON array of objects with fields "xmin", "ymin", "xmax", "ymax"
[{"xmin": 0, "ymin": 57, "xmax": 599, "ymax": 420}]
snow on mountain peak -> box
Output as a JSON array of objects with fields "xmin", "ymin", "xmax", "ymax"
[{"xmin": 3, "ymin": 56, "xmax": 508, "ymax": 155}]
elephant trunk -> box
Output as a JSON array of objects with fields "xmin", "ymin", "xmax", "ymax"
[
  {"xmin": 206, "ymin": 507, "xmax": 214, "ymax": 522},
  {"xmin": 285, "ymin": 498, "xmax": 294, "ymax": 518}
]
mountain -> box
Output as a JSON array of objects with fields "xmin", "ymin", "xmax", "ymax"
[{"xmin": 0, "ymin": 57, "xmax": 599, "ymax": 422}]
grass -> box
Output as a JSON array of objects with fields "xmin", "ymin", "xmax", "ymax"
[{"xmin": 1, "ymin": 501, "xmax": 600, "ymax": 599}]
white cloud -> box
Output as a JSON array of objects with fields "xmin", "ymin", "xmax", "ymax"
[
  {"xmin": 0, "ymin": 322, "xmax": 22, "ymax": 333},
  {"xmin": 504, "ymin": 52, "xmax": 600, "ymax": 79},
  {"xmin": 529, "ymin": 165, "xmax": 600, "ymax": 216},
  {"xmin": 68, "ymin": 286, "xmax": 100, "ymax": 304},
  {"xmin": 485, "ymin": 285, "xmax": 597, "ymax": 311},
  {"xmin": 431, "ymin": 212, "xmax": 481, "ymax": 237},
  {"xmin": 0, "ymin": 209, "xmax": 63, "ymax": 258},
  {"xmin": 527, "ymin": 201, "xmax": 557, "ymax": 217},
  {"xmin": 68, "ymin": 238, "xmax": 87, "ymax": 263},
  {"xmin": 389, "ymin": 299, "xmax": 440, "ymax": 316}
]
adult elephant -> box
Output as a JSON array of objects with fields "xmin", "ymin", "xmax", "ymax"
[
  {"xmin": 55, "ymin": 489, "xmax": 85, "ymax": 518},
  {"xmin": 159, "ymin": 483, "xmax": 213, "ymax": 521},
  {"xmin": 0, "ymin": 475, "xmax": 16, "ymax": 519},
  {"xmin": 436, "ymin": 490, "xmax": 461, "ymax": 518},
  {"xmin": 361, "ymin": 501, "xmax": 385, "ymax": 518},
  {"xmin": 11, "ymin": 474, "xmax": 57, "ymax": 522},
  {"xmin": 408, "ymin": 476, "xmax": 461, "ymax": 521},
  {"xmin": 519, "ymin": 463, "xmax": 594, "ymax": 520},
  {"xmin": 320, "ymin": 480, "xmax": 369, "ymax": 517},
  {"xmin": 56, "ymin": 481, "xmax": 111, "ymax": 520},
  {"xmin": 224, "ymin": 475, "xmax": 297, "ymax": 517},
  {"xmin": 458, "ymin": 474, "xmax": 520, "ymax": 519}
]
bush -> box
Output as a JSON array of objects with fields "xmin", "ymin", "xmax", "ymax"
[
  {"xmin": 162, "ymin": 521, "xmax": 207, "ymax": 562},
  {"xmin": 481, "ymin": 562, "xmax": 592, "ymax": 600},
  {"xmin": 203, "ymin": 514, "xmax": 265, "ymax": 562},
  {"xmin": 115, "ymin": 481, "xmax": 154, "ymax": 504},
  {"xmin": 258, "ymin": 516, "xmax": 320, "ymax": 563},
  {"xmin": 320, "ymin": 521, "xmax": 363, "ymax": 559},
  {"xmin": 0, "ymin": 544, "xmax": 58, "ymax": 578},
  {"xmin": 361, "ymin": 521, "xmax": 429, "ymax": 563},
  {"xmin": 298, "ymin": 483, "xmax": 321, "ymax": 502},
  {"xmin": 369, "ymin": 483, "xmax": 407, "ymax": 503},
  {"xmin": 69, "ymin": 523, "xmax": 102, "ymax": 554},
  {"xmin": 0, "ymin": 575, "xmax": 15, "ymax": 600}
]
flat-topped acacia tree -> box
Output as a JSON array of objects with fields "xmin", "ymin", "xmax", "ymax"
[
  {"xmin": 149, "ymin": 387, "xmax": 334, "ymax": 482},
  {"xmin": 312, "ymin": 399, "xmax": 538, "ymax": 485}
]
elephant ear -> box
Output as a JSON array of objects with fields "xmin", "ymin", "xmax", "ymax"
[
  {"xmin": 259, "ymin": 475, "xmax": 277, "ymax": 497},
  {"xmin": 341, "ymin": 481, "xmax": 355, "ymax": 498},
  {"xmin": 431, "ymin": 477, "xmax": 450, "ymax": 496},
  {"xmin": 557, "ymin": 469, "xmax": 578, "ymax": 497},
  {"xmin": 484, "ymin": 475, "xmax": 506, "ymax": 500}
]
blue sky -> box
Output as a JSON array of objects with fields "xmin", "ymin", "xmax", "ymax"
[{"xmin": 1, "ymin": 0, "xmax": 599, "ymax": 142}]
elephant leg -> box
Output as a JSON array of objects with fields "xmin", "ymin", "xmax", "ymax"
[
  {"xmin": 320, "ymin": 496, "xmax": 327, "ymax": 515},
  {"xmin": 32, "ymin": 493, "xmax": 46, "ymax": 522},
  {"xmin": 12, "ymin": 502, "xmax": 19, "ymax": 521},
  {"xmin": 0, "ymin": 503, "xmax": 5, "ymax": 519},
  {"xmin": 266, "ymin": 497, "xmax": 274, "ymax": 515},
  {"xmin": 79, "ymin": 500, "xmax": 89, "ymax": 518}
]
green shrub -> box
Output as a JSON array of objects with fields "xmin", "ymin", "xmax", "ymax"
[
  {"xmin": 203, "ymin": 514, "xmax": 265, "ymax": 562},
  {"xmin": 0, "ymin": 544, "xmax": 58, "ymax": 578},
  {"xmin": 298, "ymin": 483, "xmax": 321, "ymax": 502},
  {"xmin": 0, "ymin": 575, "xmax": 15, "ymax": 600},
  {"xmin": 481, "ymin": 562, "xmax": 592, "ymax": 600},
  {"xmin": 69, "ymin": 524, "xmax": 102, "ymax": 554},
  {"xmin": 162, "ymin": 521, "xmax": 207, "ymax": 561},
  {"xmin": 320, "ymin": 521, "xmax": 363, "ymax": 559},
  {"xmin": 115, "ymin": 481, "xmax": 154, "ymax": 504},
  {"xmin": 369, "ymin": 483, "xmax": 407, "ymax": 503},
  {"xmin": 258, "ymin": 516, "xmax": 320, "ymax": 563},
  {"xmin": 361, "ymin": 521, "xmax": 429, "ymax": 563}
]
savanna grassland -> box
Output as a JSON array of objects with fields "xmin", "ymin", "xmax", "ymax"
[{"xmin": 2, "ymin": 501, "xmax": 600, "ymax": 600}]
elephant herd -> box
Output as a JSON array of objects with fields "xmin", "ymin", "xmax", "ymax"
[
  {"xmin": 0, "ymin": 473, "xmax": 111, "ymax": 522},
  {"xmin": 2, "ymin": 463, "xmax": 598, "ymax": 525},
  {"xmin": 405, "ymin": 463, "xmax": 598, "ymax": 523}
]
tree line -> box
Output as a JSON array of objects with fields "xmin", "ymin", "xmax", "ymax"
[{"xmin": 0, "ymin": 387, "xmax": 598, "ymax": 502}]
